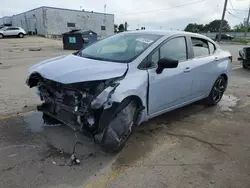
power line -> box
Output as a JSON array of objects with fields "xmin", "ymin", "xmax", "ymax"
[
  {"xmin": 228, "ymin": 0, "xmax": 237, "ymax": 13},
  {"xmin": 227, "ymin": 10, "xmax": 244, "ymax": 19},
  {"xmin": 227, "ymin": 8, "xmax": 248, "ymax": 12},
  {"xmin": 116, "ymin": 0, "xmax": 206, "ymax": 16}
]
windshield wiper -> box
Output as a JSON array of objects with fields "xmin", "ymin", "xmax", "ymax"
[{"xmin": 81, "ymin": 54, "xmax": 108, "ymax": 61}]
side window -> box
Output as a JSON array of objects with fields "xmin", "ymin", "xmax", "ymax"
[
  {"xmin": 150, "ymin": 49, "xmax": 160, "ymax": 67},
  {"xmin": 160, "ymin": 37, "xmax": 187, "ymax": 61},
  {"xmin": 191, "ymin": 38, "xmax": 209, "ymax": 58},
  {"xmin": 7, "ymin": 28, "xmax": 18, "ymax": 30},
  {"xmin": 208, "ymin": 42, "xmax": 216, "ymax": 54}
]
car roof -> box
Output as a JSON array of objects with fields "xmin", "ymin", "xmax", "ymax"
[
  {"xmin": 4, "ymin": 26, "xmax": 22, "ymax": 29},
  {"xmin": 125, "ymin": 30, "xmax": 212, "ymax": 40}
]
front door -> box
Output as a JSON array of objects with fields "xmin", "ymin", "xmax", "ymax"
[{"xmin": 148, "ymin": 36, "xmax": 193, "ymax": 117}]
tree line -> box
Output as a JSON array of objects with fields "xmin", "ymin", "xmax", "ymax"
[
  {"xmin": 184, "ymin": 19, "xmax": 249, "ymax": 33},
  {"xmin": 114, "ymin": 22, "xmax": 128, "ymax": 33},
  {"xmin": 114, "ymin": 19, "xmax": 248, "ymax": 33},
  {"xmin": 114, "ymin": 22, "xmax": 146, "ymax": 33}
]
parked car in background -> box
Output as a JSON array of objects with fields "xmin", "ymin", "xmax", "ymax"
[
  {"xmin": 238, "ymin": 47, "xmax": 250, "ymax": 69},
  {"xmin": 215, "ymin": 33, "xmax": 234, "ymax": 41},
  {"xmin": 26, "ymin": 30, "xmax": 232, "ymax": 152},
  {"xmin": 0, "ymin": 27, "xmax": 26, "ymax": 39}
]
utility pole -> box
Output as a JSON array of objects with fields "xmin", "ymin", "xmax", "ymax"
[
  {"xmin": 244, "ymin": 5, "xmax": 250, "ymax": 37},
  {"xmin": 102, "ymin": 4, "xmax": 107, "ymax": 38},
  {"xmin": 2, "ymin": 12, "xmax": 4, "ymax": 26},
  {"xmin": 218, "ymin": 0, "xmax": 228, "ymax": 42}
]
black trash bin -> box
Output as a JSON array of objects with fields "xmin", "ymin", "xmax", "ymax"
[{"xmin": 62, "ymin": 29, "xmax": 98, "ymax": 50}]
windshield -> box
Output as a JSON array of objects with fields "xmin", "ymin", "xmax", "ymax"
[{"xmin": 79, "ymin": 33, "xmax": 162, "ymax": 63}]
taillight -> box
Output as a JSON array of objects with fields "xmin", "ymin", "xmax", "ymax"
[{"xmin": 229, "ymin": 56, "xmax": 233, "ymax": 62}]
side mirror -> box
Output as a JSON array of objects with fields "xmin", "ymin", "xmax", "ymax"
[{"xmin": 156, "ymin": 57, "xmax": 179, "ymax": 74}]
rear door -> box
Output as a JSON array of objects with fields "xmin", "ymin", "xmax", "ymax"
[
  {"xmin": 187, "ymin": 37, "xmax": 218, "ymax": 98},
  {"xmin": 148, "ymin": 36, "xmax": 194, "ymax": 117}
]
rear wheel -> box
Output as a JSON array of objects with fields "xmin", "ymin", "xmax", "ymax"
[
  {"xmin": 205, "ymin": 76, "xmax": 227, "ymax": 106},
  {"xmin": 0, "ymin": 34, "xmax": 3, "ymax": 39},
  {"xmin": 243, "ymin": 60, "xmax": 249, "ymax": 69},
  {"xmin": 18, "ymin": 33, "xmax": 24, "ymax": 38}
]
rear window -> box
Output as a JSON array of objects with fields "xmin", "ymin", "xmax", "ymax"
[{"xmin": 191, "ymin": 38, "xmax": 209, "ymax": 58}]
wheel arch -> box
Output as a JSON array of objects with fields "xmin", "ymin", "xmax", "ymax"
[
  {"xmin": 220, "ymin": 73, "xmax": 229, "ymax": 91},
  {"xmin": 18, "ymin": 32, "xmax": 24, "ymax": 37},
  {"xmin": 220, "ymin": 73, "xmax": 228, "ymax": 82},
  {"xmin": 121, "ymin": 95, "xmax": 143, "ymax": 108}
]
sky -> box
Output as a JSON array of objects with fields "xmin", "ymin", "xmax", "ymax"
[{"xmin": 1, "ymin": 0, "xmax": 250, "ymax": 30}]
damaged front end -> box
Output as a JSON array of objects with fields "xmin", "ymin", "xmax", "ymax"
[{"xmin": 26, "ymin": 73, "xmax": 120, "ymax": 137}]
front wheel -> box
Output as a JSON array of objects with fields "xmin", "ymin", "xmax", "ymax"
[
  {"xmin": 205, "ymin": 76, "xmax": 227, "ymax": 106},
  {"xmin": 18, "ymin": 33, "xmax": 24, "ymax": 38},
  {"xmin": 0, "ymin": 34, "xmax": 3, "ymax": 39},
  {"xmin": 96, "ymin": 100, "xmax": 138, "ymax": 152}
]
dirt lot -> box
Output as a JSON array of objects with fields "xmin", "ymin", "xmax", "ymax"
[{"xmin": 0, "ymin": 37, "xmax": 250, "ymax": 188}]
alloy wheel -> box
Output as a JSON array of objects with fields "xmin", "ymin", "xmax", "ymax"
[{"xmin": 212, "ymin": 77, "xmax": 226, "ymax": 103}]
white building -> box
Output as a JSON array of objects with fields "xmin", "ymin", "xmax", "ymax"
[{"xmin": 0, "ymin": 6, "xmax": 114, "ymax": 37}]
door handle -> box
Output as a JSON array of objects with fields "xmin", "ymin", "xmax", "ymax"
[
  {"xmin": 184, "ymin": 67, "xmax": 191, "ymax": 73},
  {"xmin": 214, "ymin": 57, "xmax": 219, "ymax": 61}
]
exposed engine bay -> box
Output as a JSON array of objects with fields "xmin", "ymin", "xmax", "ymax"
[{"xmin": 26, "ymin": 73, "xmax": 121, "ymax": 137}]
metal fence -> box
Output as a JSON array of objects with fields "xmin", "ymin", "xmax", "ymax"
[{"xmin": 200, "ymin": 32, "xmax": 250, "ymax": 40}]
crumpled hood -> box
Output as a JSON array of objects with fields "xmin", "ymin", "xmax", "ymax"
[{"xmin": 28, "ymin": 55, "xmax": 128, "ymax": 84}]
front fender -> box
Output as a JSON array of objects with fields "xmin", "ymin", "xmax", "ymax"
[
  {"xmin": 110, "ymin": 70, "xmax": 148, "ymax": 108},
  {"xmin": 90, "ymin": 69, "xmax": 149, "ymax": 122}
]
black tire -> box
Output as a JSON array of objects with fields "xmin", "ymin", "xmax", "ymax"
[
  {"xmin": 243, "ymin": 60, "xmax": 249, "ymax": 69},
  {"xmin": 205, "ymin": 76, "xmax": 227, "ymax": 106},
  {"xmin": 0, "ymin": 34, "xmax": 3, "ymax": 39},
  {"xmin": 96, "ymin": 100, "xmax": 138, "ymax": 153},
  {"xmin": 18, "ymin": 33, "xmax": 24, "ymax": 38}
]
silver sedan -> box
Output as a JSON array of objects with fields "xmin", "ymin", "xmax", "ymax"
[{"xmin": 26, "ymin": 30, "xmax": 232, "ymax": 151}]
